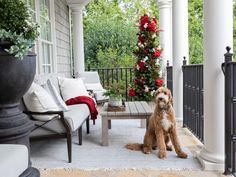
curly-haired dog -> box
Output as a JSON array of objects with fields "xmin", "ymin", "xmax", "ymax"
[{"xmin": 126, "ymin": 87, "xmax": 187, "ymax": 159}]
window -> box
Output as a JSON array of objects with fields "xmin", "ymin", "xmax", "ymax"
[{"xmin": 25, "ymin": 0, "xmax": 56, "ymax": 74}]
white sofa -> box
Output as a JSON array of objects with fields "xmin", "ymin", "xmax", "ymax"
[
  {"xmin": 23, "ymin": 74, "xmax": 92, "ymax": 163},
  {"xmin": 0, "ymin": 144, "xmax": 28, "ymax": 177}
]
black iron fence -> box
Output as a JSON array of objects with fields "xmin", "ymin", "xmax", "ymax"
[
  {"xmin": 166, "ymin": 60, "xmax": 173, "ymax": 94},
  {"xmin": 222, "ymin": 47, "xmax": 236, "ymax": 176},
  {"xmin": 166, "ymin": 59, "xmax": 204, "ymax": 142},
  {"xmin": 182, "ymin": 60, "xmax": 204, "ymax": 142},
  {"xmin": 87, "ymin": 66, "xmax": 134, "ymax": 101}
]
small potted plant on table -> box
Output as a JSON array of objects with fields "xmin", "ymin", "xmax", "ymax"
[{"xmin": 104, "ymin": 81, "xmax": 125, "ymax": 107}]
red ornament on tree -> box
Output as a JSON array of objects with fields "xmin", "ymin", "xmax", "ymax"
[
  {"xmin": 148, "ymin": 20, "xmax": 157, "ymax": 32},
  {"xmin": 155, "ymin": 79, "xmax": 163, "ymax": 87},
  {"xmin": 137, "ymin": 60, "xmax": 146, "ymax": 70},
  {"xmin": 128, "ymin": 88, "xmax": 136, "ymax": 97},
  {"xmin": 153, "ymin": 49, "xmax": 161, "ymax": 57},
  {"xmin": 138, "ymin": 35, "xmax": 145, "ymax": 44}
]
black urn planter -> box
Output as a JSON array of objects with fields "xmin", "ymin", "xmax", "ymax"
[{"xmin": 0, "ymin": 47, "xmax": 39, "ymax": 177}]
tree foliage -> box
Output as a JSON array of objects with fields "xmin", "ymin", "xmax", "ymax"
[
  {"xmin": 84, "ymin": 0, "xmax": 159, "ymax": 68},
  {"xmin": 188, "ymin": 0, "xmax": 203, "ymax": 64},
  {"xmin": 84, "ymin": 0, "xmax": 236, "ymax": 67}
]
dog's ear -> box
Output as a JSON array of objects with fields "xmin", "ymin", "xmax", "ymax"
[
  {"xmin": 168, "ymin": 91, "xmax": 173, "ymax": 106},
  {"xmin": 152, "ymin": 90, "xmax": 159, "ymax": 97}
]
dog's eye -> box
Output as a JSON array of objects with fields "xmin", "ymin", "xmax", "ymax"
[{"xmin": 164, "ymin": 91, "xmax": 167, "ymax": 95}]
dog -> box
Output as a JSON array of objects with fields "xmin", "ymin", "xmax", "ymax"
[{"xmin": 125, "ymin": 87, "xmax": 188, "ymax": 159}]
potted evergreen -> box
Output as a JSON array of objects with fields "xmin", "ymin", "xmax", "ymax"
[
  {"xmin": 0, "ymin": 0, "xmax": 39, "ymax": 176},
  {"xmin": 104, "ymin": 82, "xmax": 125, "ymax": 107}
]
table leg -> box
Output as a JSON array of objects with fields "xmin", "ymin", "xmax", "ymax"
[
  {"xmin": 101, "ymin": 116, "xmax": 109, "ymax": 146},
  {"xmin": 108, "ymin": 119, "xmax": 111, "ymax": 129},
  {"xmin": 140, "ymin": 119, "xmax": 146, "ymax": 128}
]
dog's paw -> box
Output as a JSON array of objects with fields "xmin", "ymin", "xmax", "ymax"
[
  {"xmin": 178, "ymin": 151, "xmax": 188, "ymax": 159},
  {"xmin": 166, "ymin": 145, "xmax": 172, "ymax": 151},
  {"xmin": 143, "ymin": 147, "xmax": 151, "ymax": 154},
  {"xmin": 125, "ymin": 144, "xmax": 133, "ymax": 150},
  {"xmin": 158, "ymin": 150, "xmax": 166, "ymax": 159}
]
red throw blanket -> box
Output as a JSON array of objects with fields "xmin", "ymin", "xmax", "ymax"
[{"xmin": 65, "ymin": 96, "xmax": 98, "ymax": 122}]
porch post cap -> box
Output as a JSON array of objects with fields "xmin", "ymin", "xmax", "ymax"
[
  {"xmin": 157, "ymin": 0, "xmax": 172, "ymax": 8},
  {"xmin": 66, "ymin": 0, "xmax": 91, "ymax": 11}
]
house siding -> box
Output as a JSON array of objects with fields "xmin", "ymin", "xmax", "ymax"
[{"xmin": 54, "ymin": 0, "xmax": 72, "ymax": 77}]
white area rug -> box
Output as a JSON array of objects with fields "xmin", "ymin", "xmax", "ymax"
[{"xmin": 31, "ymin": 117, "xmax": 201, "ymax": 170}]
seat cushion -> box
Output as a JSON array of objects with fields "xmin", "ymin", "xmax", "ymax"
[
  {"xmin": 0, "ymin": 144, "xmax": 28, "ymax": 177},
  {"xmin": 64, "ymin": 104, "xmax": 90, "ymax": 131},
  {"xmin": 31, "ymin": 104, "xmax": 91, "ymax": 136}
]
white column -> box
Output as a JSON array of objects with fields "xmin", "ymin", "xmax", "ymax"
[
  {"xmin": 71, "ymin": 4, "xmax": 85, "ymax": 77},
  {"xmin": 158, "ymin": 0, "xmax": 172, "ymax": 82},
  {"xmin": 198, "ymin": 0, "xmax": 233, "ymax": 171},
  {"xmin": 172, "ymin": 0, "xmax": 189, "ymax": 120}
]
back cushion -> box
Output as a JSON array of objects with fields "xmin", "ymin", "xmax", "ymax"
[
  {"xmin": 23, "ymin": 82, "xmax": 60, "ymax": 121},
  {"xmin": 46, "ymin": 79, "xmax": 68, "ymax": 111},
  {"xmin": 58, "ymin": 77, "xmax": 89, "ymax": 101}
]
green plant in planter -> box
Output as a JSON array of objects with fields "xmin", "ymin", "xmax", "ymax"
[
  {"xmin": 103, "ymin": 81, "xmax": 125, "ymax": 99},
  {"xmin": 0, "ymin": 0, "xmax": 39, "ymax": 59}
]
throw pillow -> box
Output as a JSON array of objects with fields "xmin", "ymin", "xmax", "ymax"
[
  {"xmin": 23, "ymin": 82, "xmax": 60, "ymax": 121},
  {"xmin": 46, "ymin": 79, "xmax": 68, "ymax": 111},
  {"xmin": 58, "ymin": 77, "xmax": 89, "ymax": 101}
]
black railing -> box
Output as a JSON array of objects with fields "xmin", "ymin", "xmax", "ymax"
[
  {"xmin": 87, "ymin": 66, "xmax": 134, "ymax": 101},
  {"xmin": 223, "ymin": 47, "xmax": 236, "ymax": 176},
  {"xmin": 166, "ymin": 60, "xmax": 173, "ymax": 94},
  {"xmin": 182, "ymin": 59, "xmax": 204, "ymax": 142}
]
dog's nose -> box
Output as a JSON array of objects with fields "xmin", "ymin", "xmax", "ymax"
[{"xmin": 158, "ymin": 97, "xmax": 163, "ymax": 101}]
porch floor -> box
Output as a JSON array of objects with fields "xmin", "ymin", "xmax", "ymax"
[{"xmin": 30, "ymin": 104, "xmax": 232, "ymax": 177}]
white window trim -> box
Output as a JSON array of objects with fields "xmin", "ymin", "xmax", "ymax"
[{"xmin": 34, "ymin": 0, "xmax": 57, "ymax": 74}]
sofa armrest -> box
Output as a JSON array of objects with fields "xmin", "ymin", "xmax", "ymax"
[
  {"xmin": 24, "ymin": 110, "xmax": 72, "ymax": 133},
  {"xmin": 24, "ymin": 110, "xmax": 64, "ymax": 116}
]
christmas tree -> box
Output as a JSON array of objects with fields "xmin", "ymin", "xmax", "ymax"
[{"xmin": 128, "ymin": 14, "xmax": 163, "ymax": 101}]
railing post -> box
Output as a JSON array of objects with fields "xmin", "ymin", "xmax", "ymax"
[
  {"xmin": 167, "ymin": 60, "xmax": 169, "ymax": 67},
  {"xmin": 225, "ymin": 46, "xmax": 233, "ymax": 62},
  {"xmin": 183, "ymin": 56, "xmax": 187, "ymax": 66},
  {"xmin": 223, "ymin": 46, "xmax": 233, "ymax": 175},
  {"xmin": 182, "ymin": 56, "xmax": 186, "ymax": 128}
]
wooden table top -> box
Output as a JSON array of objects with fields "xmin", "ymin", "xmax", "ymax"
[{"xmin": 100, "ymin": 101, "xmax": 153, "ymax": 117}]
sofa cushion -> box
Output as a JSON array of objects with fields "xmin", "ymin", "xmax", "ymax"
[
  {"xmin": 0, "ymin": 144, "xmax": 28, "ymax": 177},
  {"xmin": 58, "ymin": 77, "xmax": 89, "ymax": 101},
  {"xmin": 30, "ymin": 104, "xmax": 90, "ymax": 136},
  {"xmin": 64, "ymin": 104, "xmax": 90, "ymax": 131},
  {"xmin": 46, "ymin": 79, "xmax": 68, "ymax": 111},
  {"xmin": 23, "ymin": 82, "xmax": 60, "ymax": 121}
]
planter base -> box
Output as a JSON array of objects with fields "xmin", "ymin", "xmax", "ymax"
[{"xmin": 20, "ymin": 167, "xmax": 40, "ymax": 177}]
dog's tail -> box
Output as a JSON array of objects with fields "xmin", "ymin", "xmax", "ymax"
[{"xmin": 125, "ymin": 143, "xmax": 143, "ymax": 151}]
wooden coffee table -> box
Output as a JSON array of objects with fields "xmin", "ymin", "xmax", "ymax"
[{"xmin": 100, "ymin": 101, "xmax": 153, "ymax": 146}]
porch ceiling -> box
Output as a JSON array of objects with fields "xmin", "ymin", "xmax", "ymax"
[{"xmin": 66, "ymin": 0, "xmax": 91, "ymax": 6}]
